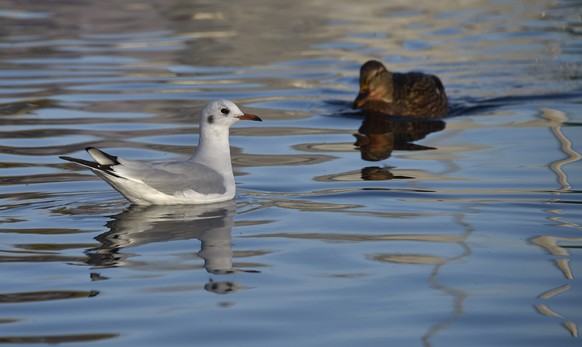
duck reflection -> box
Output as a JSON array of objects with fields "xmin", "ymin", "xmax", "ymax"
[
  {"xmin": 86, "ymin": 200, "xmax": 258, "ymax": 294},
  {"xmin": 354, "ymin": 112, "xmax": 445, "ymax": 179}
]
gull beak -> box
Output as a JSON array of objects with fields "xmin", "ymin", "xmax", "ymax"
[{"xmin": 237, "ymin": 113, "xmax": 262, "ymax": 121}]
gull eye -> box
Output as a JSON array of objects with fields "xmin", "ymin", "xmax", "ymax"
[{"xmin": 220, "ymin": 108, "xmax": 229, "ymax": 115}]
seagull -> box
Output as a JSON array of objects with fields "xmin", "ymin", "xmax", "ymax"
[
  {"xmin": 60, "ymin": 99, "xmax": 262, "ymax": 205},
  {"xmin": 354, "ymin": 60, "xmax": 449, "ymax": 118}
]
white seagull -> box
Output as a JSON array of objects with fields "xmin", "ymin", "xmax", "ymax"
[{"xmin": 60, "ymin": 99, "xmax": 262, "ymax": 205}]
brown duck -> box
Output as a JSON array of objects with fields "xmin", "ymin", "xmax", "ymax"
[{"xmin": 354, "ymin": 60, "xmax": 448, "ymax": 118}]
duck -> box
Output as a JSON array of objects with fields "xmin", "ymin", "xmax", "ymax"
[{"xmin": 353, "ymin": 60, "xmax": 448, "ymax": 118}]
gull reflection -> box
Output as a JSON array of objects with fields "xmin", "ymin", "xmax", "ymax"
[
  {"xmin": 86, "ymin": 200, "xmax": 258, "ymax": 294},
  {"xmin": 354, "ymin": 112, "xmax": 445, "ymax": 180}
]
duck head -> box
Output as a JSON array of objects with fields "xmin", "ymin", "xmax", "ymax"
[{"xmin": 353, "ymin": 60, "xmax": 394, "ymax": 109}]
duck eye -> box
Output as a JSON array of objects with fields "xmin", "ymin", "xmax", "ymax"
[{"xmin": 220, "ymin": 108, "xmax": 229, "ymax": 115}]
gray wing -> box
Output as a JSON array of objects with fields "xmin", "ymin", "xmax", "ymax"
[{"xmin": 139, "ymin": 161, "xmax": 227, "ymax": 195}]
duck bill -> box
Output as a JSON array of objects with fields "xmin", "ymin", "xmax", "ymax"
[
  {"xmin": 353, "ymin": 91, "xmax": 368, "ymax": 109},
  {"xmin": 237, "ymin": 113, "xmax": 262, "ymax": 121}
]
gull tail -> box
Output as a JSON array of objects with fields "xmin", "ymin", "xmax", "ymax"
[{"xmin": 60, "ymin": 147, "xmax": 122, "ymax": 178}]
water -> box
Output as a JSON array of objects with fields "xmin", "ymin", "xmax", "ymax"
[{"xmin": 1, "ymin": 0, "xmax": 581, "ymax": 346}]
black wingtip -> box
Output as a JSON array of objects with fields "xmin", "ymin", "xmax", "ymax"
[
  {"xmin": 60, "ymin": 154, "xmax": 122, "ymax": 178},
  {"xmin": 60, "ymin": 155, "xmax": 100, "ymax": 169}
]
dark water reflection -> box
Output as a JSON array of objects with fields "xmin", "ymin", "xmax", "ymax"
[
  {"xmin": 354, "ymin": 112, "xmax": 446, "ymax": 180},
  {"xmin": 0, "ymin": 0, "xmax": 581, "ymax": 346},
  {"xmin": 0, "ymin": 334, "xmax": 119, "ymax": 345}
]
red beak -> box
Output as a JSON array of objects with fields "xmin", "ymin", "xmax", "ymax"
[{"xmin": 237, "ymin": 113, "xmax": 262, "ymax": 121}]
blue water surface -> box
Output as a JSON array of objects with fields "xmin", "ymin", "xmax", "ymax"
[{"xmin": 0, "ymin": 0, "xmax": 581, "ymax": 346}]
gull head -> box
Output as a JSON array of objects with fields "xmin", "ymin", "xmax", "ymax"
[{"xmin": 201, "ymin": 99, "xmax": 262, "ymax": 128}]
